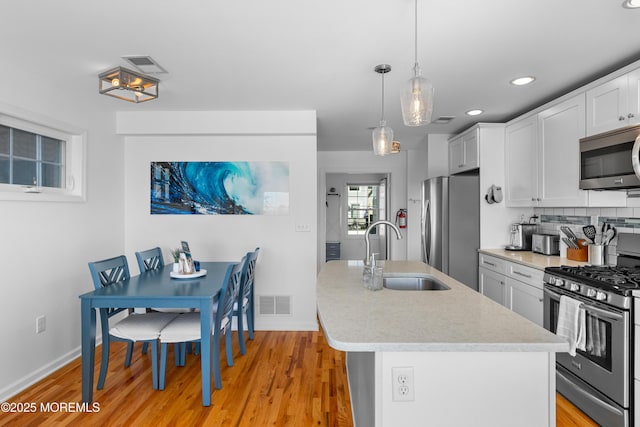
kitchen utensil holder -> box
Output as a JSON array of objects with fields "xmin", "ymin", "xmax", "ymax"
[
  {"xmin": 588, "ymin": 244, "xmax": 605, "ymax": 266},
  {"xmin": 566, "ymin": 239, "xmax": 588, "ymax": 261}
]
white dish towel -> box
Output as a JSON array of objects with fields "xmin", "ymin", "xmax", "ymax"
[{"xmin": 555, "ymin": 295, "xmax": 586, "ymax": 356}]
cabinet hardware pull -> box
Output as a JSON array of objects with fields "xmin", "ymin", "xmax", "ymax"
[
  {"xmin": 513, "ymin": 270, "xmax": 532, "ymax": 278},
  {"xmin": 629, "ymin": 113, "xmax": 635, "ymax": 119},
  {"xmin": 619, "ymin": 116, "xmax": 626, "ymax": 121},
  {"xmin": 483, "ymin": 261, "xmax": 496, "ymax": 267}
]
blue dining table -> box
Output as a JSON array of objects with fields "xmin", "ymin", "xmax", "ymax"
[{"xmin": 79, "ymin": 261, "xmax": 236, "ymax": 406}]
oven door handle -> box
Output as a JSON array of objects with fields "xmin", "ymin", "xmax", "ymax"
[{"xmin": 543, "ymin": 287, "xmax": 624, "ymax": 321}]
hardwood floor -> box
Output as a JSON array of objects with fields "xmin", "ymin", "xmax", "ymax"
[{"xmin": 1, "ymin": 329, "xmax": 597, "ymax": 426}]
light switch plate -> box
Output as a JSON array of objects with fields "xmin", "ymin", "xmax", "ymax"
[{"xmin": 295, "ymin": 224, "xmax": 311, "ymax": 232}]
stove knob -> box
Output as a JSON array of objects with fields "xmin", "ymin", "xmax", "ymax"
[
  {"xmin": 596, "ymin": 291, "xmax": 607, "ymax": 301},
  {"xmin": 569, "ymin": 283, "xmax": 580, "ymax": 292},
  {"xmin": 587, "ymin": 288, "xmax": 597, "ymax": 298},
  {"xmin": 554, "ymin": 278, "xmax": 564, "ymax": 287}
]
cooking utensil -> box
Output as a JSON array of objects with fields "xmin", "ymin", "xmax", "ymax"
[
  {"xmin": 582, "ymin": 225, "xmax": 597, "ymax": 243},
  {"xmin": 603, "ymin": 226, "xmax": 617, "ymax": 245}
]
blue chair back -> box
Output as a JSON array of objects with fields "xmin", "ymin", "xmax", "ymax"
[
  {"xmin": 239, "ymin": 248, "xmax": 260, "ymax": 306},
  {"xmin": 216, "ymin": 256, "xmax": 246, "ymax": 332},
  {"xmin": 135, "ymin": 247, "xmax": 164, "ymax": 272},
  {"xmin": 88, "ymin": 255, "xmax": 131, "ymax": 318}
]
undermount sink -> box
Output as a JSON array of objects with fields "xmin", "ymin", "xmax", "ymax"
[{"xmin": 383, "ymin": 275, "xmax": 450, "ymax": 291}]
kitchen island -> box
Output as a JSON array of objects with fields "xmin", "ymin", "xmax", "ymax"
[{"xmin": 317, "ymin": 260, "xmax": 568, "ymax": 427}]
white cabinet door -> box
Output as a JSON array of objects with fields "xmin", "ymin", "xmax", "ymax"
[
  {"xmin": 505, "ymin": 115, "xmax": 538, "ymax": 206},
  {"xmin": 586, "ymin": 74, "xmax": 628, "ymax": 136},
  {"xmin": 462, "ymin": 131, "xmax": 479, "ymax": 171},
  {"xmin": 449, "ymin": 136, "xmax": 464, "ymax": 174},
  {"xmin": 479, "ymin": 266, "xmax": 506, "ymax": 306},
  {"xmin": 628, "ymin": 68, "xmax": 640, "ymax": 127},
  {"xmin": 537, "ymin": 93, "xmax": 588, "ymax": 207},
  {"xmin": 506, "ymin": 277, "xmax": 544, "ymax": 326},
  {"xmin": 449, "ymin": 129, "xmax": 479, "ymax": 174},
  {"xmin": 586, "ymin": 68, "xmax": 640, "ymax": 136}
]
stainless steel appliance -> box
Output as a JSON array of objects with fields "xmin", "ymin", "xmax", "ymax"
[
  {"xmin": 579, "ymin": 123, "xmax": 640, "ymax": 190},
  {"xmin": 532, "ymin": 233, "xmax": 560, "ymax": 255},
  {"xmin": 421, "ymin": 173, "xmax": 479, "ymax": 291},
  {"xmin": 506, "ymin": 223, "xmax": 537, "ymax": 250},
  {"xmin": 543, "ymin": 233, "xmax": 640, "ymax": 427}
]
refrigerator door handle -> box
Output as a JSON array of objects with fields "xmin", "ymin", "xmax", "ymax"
[{"xmin": 422, "ymin": 199, "xmax": 430, "ymax": 264}]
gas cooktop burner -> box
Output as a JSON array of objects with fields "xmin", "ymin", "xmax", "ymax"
[{"xmin": 547, "ymin": 265, "xmax": 640, "ymax": 292}]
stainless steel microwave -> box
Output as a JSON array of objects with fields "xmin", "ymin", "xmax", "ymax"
[{"xmin": 579, "ymin": 124, "xmax": 640, "ymax": 190}]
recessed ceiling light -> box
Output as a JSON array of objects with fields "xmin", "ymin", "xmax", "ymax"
[
  {"xmin": 510, "ymin": 76, "xmax": 536, "ymax": 86},
  {"xmin": 623, "ymin": 0, "xmax": 640, "ymax": 8},
  {"xmin": 466, "ymin": 109, "xmax": 483, "ymax": 116}
]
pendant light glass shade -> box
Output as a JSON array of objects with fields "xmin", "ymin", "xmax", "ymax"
[
  {"xmin": 402, "ymin": 0, "xmax": 434, "ymax": 126},
  {"xmin": 372, "ymin": 120, "xmax": 393, "ymax": 156},
  {"xmin": 372, "ymin": 64, "xmax": 393, "ymax": 156},
  {"xmin": 401, "ymin": 65, "xmax": 434, "ymax": 126}
]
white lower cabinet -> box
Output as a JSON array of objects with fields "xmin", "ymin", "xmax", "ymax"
[
  {"xmin": 479, "ymin": 266, "xmax": 507, "ymax": 306},
  {"xmin": 478, "ymin": 254, "xmax": 544, "ymax": 326},
  {"xmin": 506, "ymin": 277, "xmax": 544, "ymax": 326}
]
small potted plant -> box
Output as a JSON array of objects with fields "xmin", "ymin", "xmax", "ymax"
[{"xmin": 170, "ymin": 248, "xmax": 183, "ymax": 272}]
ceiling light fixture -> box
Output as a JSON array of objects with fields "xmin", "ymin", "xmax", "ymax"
[
  {"xmin": 623, "ymin": 0, "xmax": 640, "ymax": 8},
  {"xmin": 466, "ymin": 109, "xmax": 484, "ymax": 116},
  {"xmin": 401, "ymin": 0, "xmax": 434, "ymax": 126},
  {"xmin": 372, "ymin": 64, "xmax": 394, "ymax": 156},
  {"xmin": 510, "ymin": 76, "xmax": 536, "ymax": 86},
  {"xmin": 98, "ymin": 66, "xmax": 159, "ymax": 103}
]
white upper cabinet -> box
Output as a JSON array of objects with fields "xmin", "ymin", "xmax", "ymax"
[
  {"xmin": 586, "ymin": 68, "xmax": 640, "ymax": 136},
  {"xmin": 537, "ymin": 93, "xmax": 588, "ymax": 207},
  {"xmin": 505, "ymin": 115, "xmax": 538, "ymax": 206},
  {"xmin": 449, "ymin": 129, "xmax": 479, "ymax": 174},
  {"xmin": 505, "ymin": 94, "xmax": 588, "ymax": 207}
]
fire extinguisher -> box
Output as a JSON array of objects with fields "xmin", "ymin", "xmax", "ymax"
[{"xmin": 396, "ymin": 209, "xmax": 407, "ymax": 229}]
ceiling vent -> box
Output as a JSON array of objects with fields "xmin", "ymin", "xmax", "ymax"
[
  {"xmin": 433, "ymin": 116, "xmax": 455, "ymax": 124},
  {"xmin": 122, "ymin": 56, "xmax": 167, "ymax": 74}
]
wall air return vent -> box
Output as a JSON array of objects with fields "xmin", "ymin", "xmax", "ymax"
[
  {"xmin": 122, "ymin": 56, "xmax": 167, "ymax": 74},
  {"xmin": 258, "ymin": 295, "xmax": 292, "ymax": 316}
]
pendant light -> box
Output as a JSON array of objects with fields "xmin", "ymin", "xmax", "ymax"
[
  {"xmin": 372, "ymin": 64, "xmax": 393, "ymax": 156},
  {"xmin": 401, "ymin": 0, "xmax": 434, "ymax": 126}
]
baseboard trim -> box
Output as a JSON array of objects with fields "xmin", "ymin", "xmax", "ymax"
[{"xmin": 0, "ymin": 345, "xmax": 83, "ymax": 402}]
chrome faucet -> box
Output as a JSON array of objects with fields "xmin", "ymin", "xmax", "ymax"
[{"xmin": 364, "ymin": 220, "xmax": 403, "ymax": 265}]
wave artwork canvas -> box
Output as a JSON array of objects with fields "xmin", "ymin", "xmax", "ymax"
[{"xmin": 150, "ymin": 161, "xmax": 290, "ymax": 215}]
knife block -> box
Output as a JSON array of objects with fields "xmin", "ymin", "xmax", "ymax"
[{"xmin": 566, "ymin": 239, "xmax": 588, "ymax": 261}]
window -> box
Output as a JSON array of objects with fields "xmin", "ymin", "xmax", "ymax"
[
  {"xmin": 0, "ymin": 125, "xmax": 65, "ymax": 188},
  {"xmin": 0, "ymin": 105, "xmax": 86, "ymax": 202},
  {"xmin": 347, "ymin": 184, "xmax": 382, "ymax": 235}
]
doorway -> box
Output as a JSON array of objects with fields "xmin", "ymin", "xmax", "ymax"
[{"xmin": 325, "ymin": 173, "xmax": 389, "ymax": 262}]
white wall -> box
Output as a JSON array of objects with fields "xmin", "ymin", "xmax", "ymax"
[
  {"xmin": 119, "ymin": 111, "xmax": 318, "ymax": 331},
  {"xmin": 0, "ymin": 97, "xmax": 124, "ymax": 399}
]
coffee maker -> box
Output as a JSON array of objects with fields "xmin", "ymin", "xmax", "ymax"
[{"xmin": 506, "ymin": 223, "xmax": 537, "ymax": 251}]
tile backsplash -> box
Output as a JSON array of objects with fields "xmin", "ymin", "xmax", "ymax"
[{"xmin": 534, "ymin": 207, "xmax": 640, "ymax": 265}]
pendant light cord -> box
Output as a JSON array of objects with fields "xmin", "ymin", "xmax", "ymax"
[
  {"xmin": 414, "ymin": 0, "xmax": 418, "ymax": 66},
  {"xmin": 380, "ymin": 71, "xmax": 385, "ymax": 123}
]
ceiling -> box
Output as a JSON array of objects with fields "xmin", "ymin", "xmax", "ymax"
[{"xmin": 3, "ymin": 0, "xmax": 640, "ymax": 151}]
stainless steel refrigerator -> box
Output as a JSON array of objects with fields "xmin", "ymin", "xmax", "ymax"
[{"xmin": 421, "ymin": 173, "xmax": 480, "ymax": 291}]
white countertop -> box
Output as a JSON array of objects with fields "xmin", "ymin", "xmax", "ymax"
[
  {"xmin": 479, "ymin": 249, "xmax": 588, "ymax": 270},
  {"xmin": 316, "ymin": 260, "xmax": 569, "ymax": 353}
]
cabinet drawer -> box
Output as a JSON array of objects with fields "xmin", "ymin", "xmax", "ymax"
[
  {"xmin": 506, "ymin": 263, "xmax": 543, "ymax": 289},
  {"xmin": 478, "ymin": 254, "xmax": 506, "ymax": 275}
]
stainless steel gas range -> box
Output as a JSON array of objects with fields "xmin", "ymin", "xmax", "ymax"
[{"xmin": 543, "ymin": 233, "xmax": 640, "ymax": 427}]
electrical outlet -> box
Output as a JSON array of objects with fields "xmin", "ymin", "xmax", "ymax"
[
  {"xmin": 392, "ymin": 367, "xmax": 414, "ymax": 401},
  {"xmin": 36, "ymin": 315, "xmax": 46, "ymax": 334}
]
